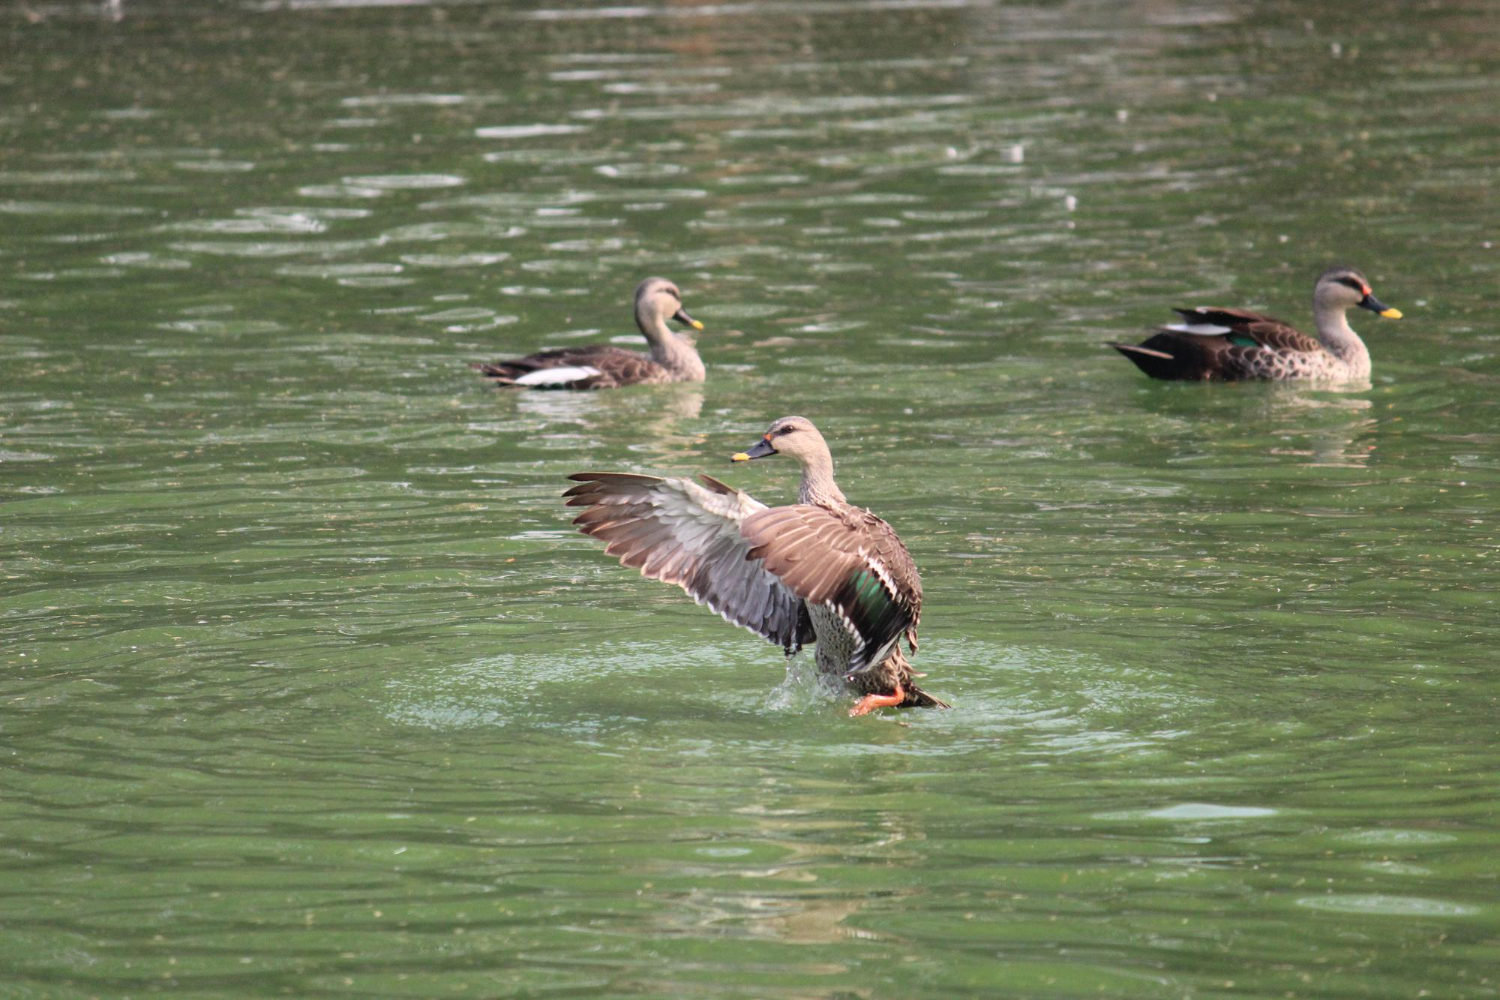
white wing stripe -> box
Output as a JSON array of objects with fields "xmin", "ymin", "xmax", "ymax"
[
  {"xmin": 1164, "ymin": 322, "xmax": 1232, "ymax": 335},
  {"xmin": 515, "ymin": 365, "xmax": 601, "ymax": 385}
]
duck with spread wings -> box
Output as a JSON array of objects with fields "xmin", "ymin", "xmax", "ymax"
[{"xmin": 563, "ymin": 417, "xmax": 947, "ymax": 716}]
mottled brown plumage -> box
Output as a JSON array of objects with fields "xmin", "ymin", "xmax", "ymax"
[{"xmin": 1114, "ymin": 310, "xmax": 1322, "ymax": 380}]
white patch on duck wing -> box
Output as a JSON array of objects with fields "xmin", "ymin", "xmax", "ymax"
[
  {"xmin": 863, "ymin": 553, "xmax": 900, "ymax": 603},
  {"xmin": 514, "ymin": 365, "xmax": 602, "ymax": 386},
  {"xmin": 1164, "ymin": 322, "xmax": 1233, "ymax": 335}
]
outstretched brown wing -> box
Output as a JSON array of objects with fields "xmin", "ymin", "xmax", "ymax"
[
  {"xmin": 739, "ymin": 504, "xmax": 921, "ymax": 674},
  {"xmin": 563, "ymin": 473, "xmax": 812, "ymax": 652}
]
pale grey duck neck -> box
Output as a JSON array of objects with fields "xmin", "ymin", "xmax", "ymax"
[
  {"xmin": 1312, "ymin": 300, "xmax": 1372, "ymax": 378},
  {"xmin": 796, "ymin": 450, "xmax": 847, "ymax": 507},
  {"xmin": 637, "ymin": 307, "xmax": 706, "ymax": 381}
]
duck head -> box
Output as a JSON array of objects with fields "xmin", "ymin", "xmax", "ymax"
[
  {"xmin": 634, "ymin": 276, "xmax": 704, "ymax": 338},
  {"xmin": 732, "ymin": 415, "xmax": 829, "ymax": 463},
  {"xmin": 1316, "ymin": 265, "xmax": 1402, "ymax": 319}
]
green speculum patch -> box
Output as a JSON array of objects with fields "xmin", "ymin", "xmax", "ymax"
[{"xmin": 850, "ymin": 570, "xmax": 890, "ymax": 613}]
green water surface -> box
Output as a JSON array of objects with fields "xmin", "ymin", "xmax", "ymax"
[{"xmin": 2, "ymin": 0, "xmax": 1499, "ymax": 996}]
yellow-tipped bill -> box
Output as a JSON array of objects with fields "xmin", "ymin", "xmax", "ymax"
[
  {"xmin": 734, "ymin": 437, "xmax": 778, "ymax": 462},
  {"xmin": 1359, "ymin": 291, "xmax": 1400, "ymax": 319},
  {"xmin": 688, "ymin": 318, "xmax": 704, "ymax": 331}
]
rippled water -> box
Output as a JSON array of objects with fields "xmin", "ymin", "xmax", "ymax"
[{"xmin": 3, "ymin": 1, "xmax": 1499, "ymax": 996}]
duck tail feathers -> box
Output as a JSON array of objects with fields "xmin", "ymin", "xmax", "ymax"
[{"xmin": 902, "ymin": 683, "xmax": 950, "ymax": 709}]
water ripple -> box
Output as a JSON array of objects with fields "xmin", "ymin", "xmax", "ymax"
[
  {"xmin": 341, "ymin": 173, "xmax": 467, "ymax": 190},
  {"xmin": 476, "ymin": 123, "xmax": 589, "ymax": 139}
]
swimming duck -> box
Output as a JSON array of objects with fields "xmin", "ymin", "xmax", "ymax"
[
  {"xmin": 564, "ymin": 416, "xmax": 948, "ymax": 716},
  {"xmin": 1110, "ymin": 265, "xmax": 1401, "ymax": 381},
  {"xmin": 474, "ymin": 277, "xmax": 705, "ymax": 388}
]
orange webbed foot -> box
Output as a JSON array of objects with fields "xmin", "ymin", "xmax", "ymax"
[{"xmin": 848, "ymin": 683, "xmax": 905, "ymax": 718}]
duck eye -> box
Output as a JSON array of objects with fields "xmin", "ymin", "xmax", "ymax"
[{"xmin": 777, "ymin": 426, "xmax": 797, "ymax": 436}]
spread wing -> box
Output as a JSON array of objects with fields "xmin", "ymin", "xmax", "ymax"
[
  {"xmin": 563, "ymin": 472, "xmax": 812, "ymax": 652},
  {"xmin": 739, "ymin": 504, "xmax": 922, "ymax": 675},
  {"xmin": 474, "ymin": 346, "xmax": 663, "ymax": 389}
]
